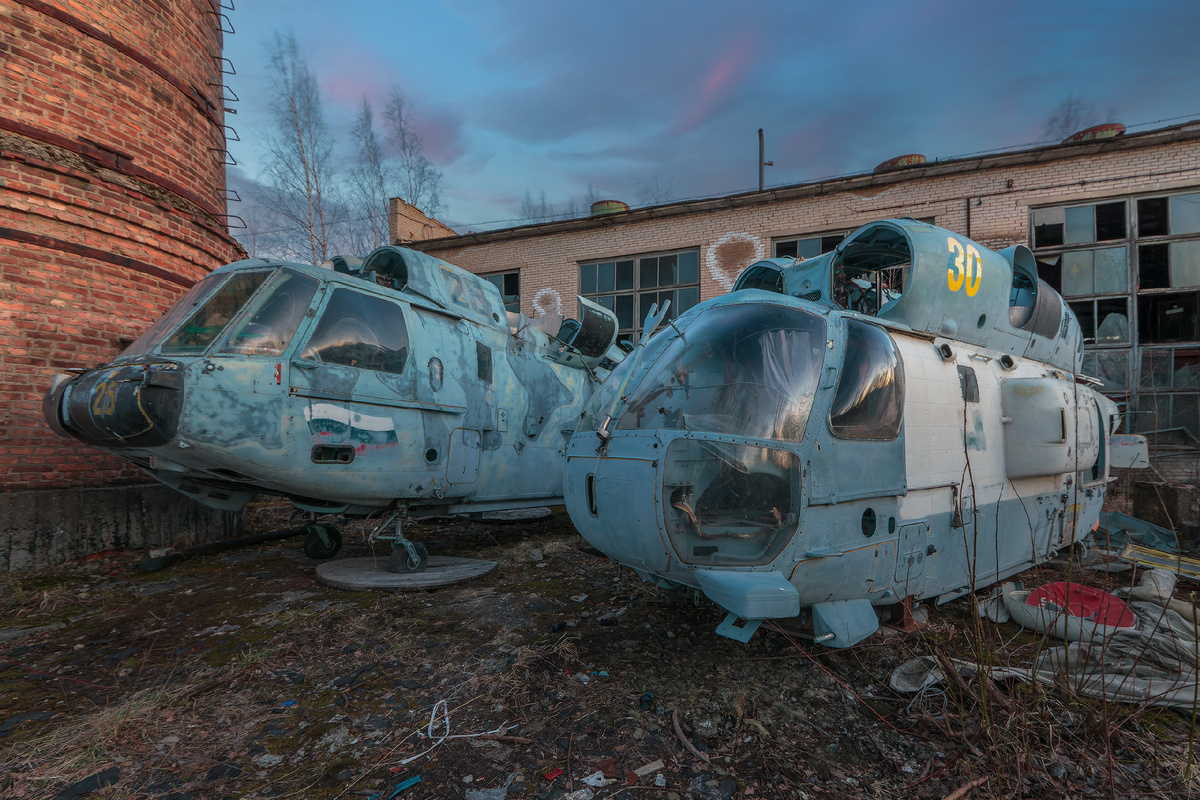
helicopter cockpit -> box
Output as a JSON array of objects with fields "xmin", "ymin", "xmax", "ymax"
[{"xmin": 597, "ymin": 302, "xmax": 827, "ymax": 566}]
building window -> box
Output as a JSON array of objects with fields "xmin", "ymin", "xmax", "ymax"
[
  {"xmin": 482, "ymin": 270, "xmax": 520, "ymax": 313},
  {"xmin": 579, "ymin": 249, "xmax": 700, "ymax": 343},
  {"xmin": 1032, "ymin": 190, "xmax": 1200, "ymax": 439},
  {"xmin": 773, "ymin": 233, "xmax": 846, "ymax": 259}
]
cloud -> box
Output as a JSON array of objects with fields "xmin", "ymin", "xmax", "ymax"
[{"xmin": 669, "ymin": 31, "xmax": 762, "ymax": 136}]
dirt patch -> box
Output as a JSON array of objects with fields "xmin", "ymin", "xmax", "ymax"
[{"xmin": 0, "ymin": 505, "xmax": 1196, "ymax": 799}]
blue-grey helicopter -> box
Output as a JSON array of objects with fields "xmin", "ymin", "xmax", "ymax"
[
  {"xmin": 44, "ymin": 246, "xmax": 623, "ymax": 570},
  {"xmin": 564, "ymin": 218, "xmax": 1147, "ymax": 647}
]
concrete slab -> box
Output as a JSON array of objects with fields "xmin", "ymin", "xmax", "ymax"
[{"xmin": 315, "ymin": 556, "xmax": 498, "ymax": 592}]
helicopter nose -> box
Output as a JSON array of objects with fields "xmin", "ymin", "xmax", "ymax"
[{"xmin": 44, "ymin": 363, "xmax": 184, "ymax": 449}]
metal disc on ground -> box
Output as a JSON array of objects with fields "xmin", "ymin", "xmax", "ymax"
[
  {"xmin": 315, "ymin": 556, "xmax": 497, "ymax": 591},
  {"xmin": 478, "ymin": 507, "xmax": 553, "ymax": 523}
]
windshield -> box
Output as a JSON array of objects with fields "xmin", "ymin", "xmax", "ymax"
[
  {"xmin": 161, "ymin": 269, "xmax": 275, "ymax": 355},
  {"xmin": 214, "ymin": 269, "xmax": 320, "ymax": 356},
  {"xmin": 117, "ymin": 271, "xmax": 229, "ymax": 359},
  {"xmin": 615, "ymin": 303, "xmax": 826, "ymax": 442}
]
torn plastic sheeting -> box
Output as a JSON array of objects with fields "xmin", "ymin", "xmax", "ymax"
[{"xmin": 894, "ymin": 572, "xmax": 1200, "ymax": 711}]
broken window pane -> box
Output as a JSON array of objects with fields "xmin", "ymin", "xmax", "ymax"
[
  {"xmin": 1170, "ymin": 240, "xmax": 1200, "ymax": 288},
  {"xmin": 1139, "ymin": 243, "xmax": 1170, "ymax": 289},
  {"xmin": 663, "ymin": 439, "xmax": 799, "ymax": 567},
  {"xmin": 1082, "ymin": 349, "xmax": 1129, "ymax": 392},
  {"xmin": 1065, "ymin": 205, "xmax": 1095, "ymax": 244},
  {"xmin": 1170, "ymin": 192, "xmax": 1200, "ymax": 235},
  {"xmin": 1095, "ymin": 201, "xmax": 1127, "ymax": 240},
  {"xmin": 1033, "ymin": 207, "xmax": 1064, "ymax": 248},
  {"xmin": 1140, "ymin": 349, "xmax": 1174, "ymax": 389},
  {"xmin": 1139, "ymin": 196, "xmax": 1170, "ymax": 236},
  {"xmin": 1093, "ymin": 246, "xmax": 1127, "ymax": 294},
  {"xmin": 1070, "ymin": 301, "xmax": 1095, "ymax": 343},
  {"xmin": 1174, "ymin": 349, "xmax": 1200, "ymax": 390},
  {"xmin": 1037, "ymin": 255, "xmax": 1062, "ymax": 292},
  {"xmin": 1061, "ymin": 250, "xmax": 1093, "ymax": 296},
  {"xmin": 1139, "ymin": 293, "xmax": 1200, "ymax": 343},
  {"xmin": 1095, "ymin": 298, "xmax": 1129, "ymax": 344}
]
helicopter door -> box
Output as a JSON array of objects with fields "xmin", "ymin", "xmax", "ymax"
[
  {"xmin": 289, "ymin": 288, "xmax": 415, "ymax": 406},
  {"xmin": 893, "ymin": 521, "xmax": 930, "ymax": 593},
  {"xmin": 447, "ymin": 429, "xmax": 481, "ymax": 484}
]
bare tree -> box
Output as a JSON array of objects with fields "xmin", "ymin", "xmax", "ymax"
[
  {"xmin": 383, "ymin": 88, "xmax": 445, "ymax": 218},
  {"xmin": 520, "ymin": 189, "xmax": 552, "ymax": 223},
  {"xmin": 347, "ymin": 97, "xmax": 391, "ymax": 251},
  {"xmin": 260, "ymin": 31, "xmax": 336, "ymax": 264},
  {"xmin": 1043, "ymin": 95, "xmax": 1116, "ymax": 142},
  {"xmin": 637, "ymin": 170, "xmax": 674, "ymax": 206}
]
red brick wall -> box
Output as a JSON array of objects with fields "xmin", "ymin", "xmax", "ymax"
[{"xmin": 0, "ymin": 0, "xmax": 245, "ymax": 491}]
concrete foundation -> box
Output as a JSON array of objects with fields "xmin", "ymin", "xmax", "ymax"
[{"xmin": 1, "ymin": 484, "xmax": 243, "ymax": 572}]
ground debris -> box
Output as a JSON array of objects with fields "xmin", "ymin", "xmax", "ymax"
[{"xmin": 0, "ymin": 506, "xmax": 1193, "ymax": 798}]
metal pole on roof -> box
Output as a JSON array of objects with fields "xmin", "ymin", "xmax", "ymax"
[{"xmin": 758, "ymin": 128, "xmax": 773, "ymax": 191}]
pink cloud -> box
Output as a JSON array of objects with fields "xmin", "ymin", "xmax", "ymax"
[{"xmin": 670, "ymin": 31, "xmax": 761, "ymax": 136}]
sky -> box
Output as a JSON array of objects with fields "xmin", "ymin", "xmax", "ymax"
[{"xmin": 221, "ymin": 0, "xmax": 1200, "ymax": 233}]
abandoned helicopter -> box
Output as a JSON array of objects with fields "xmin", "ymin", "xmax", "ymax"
[
  {"xmin": 44, "ymin": 245, "xmax": 623, "ymax": 569},
  {"xmin": 564, "ymin": 218, "xmax": 1148, "ymax": 647}
]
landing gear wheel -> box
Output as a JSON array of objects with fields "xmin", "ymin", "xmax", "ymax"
[
  {"xmin": 303, "ymin": 524, "xmax": 342, "ymax": 560},
  {"xmin": 387, "ymin": 542, "xmax": 428, "ymax": 574}
]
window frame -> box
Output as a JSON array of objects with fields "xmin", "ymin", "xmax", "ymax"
[{"xmin": 579, "ymin": 247, "xmax": 701, "ymax": 344}]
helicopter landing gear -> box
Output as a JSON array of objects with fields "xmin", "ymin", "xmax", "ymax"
[
  {"xmin": 302, "ymin": 523, "xmax": 342, "ymax": 559},
  {"xmin": 369, "ymin": 511, "xmax": 429, "ymax": 574},
  {"xmin": 388, "ymin": 542, "xmax": 429, "ymax": 573}
]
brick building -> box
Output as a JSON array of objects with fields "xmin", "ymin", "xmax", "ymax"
[
  {"xmin": 414, "ymin": 121, "xmax": 1200, "ymax": 480},
  {"xmin": 1, "ymin": 0, "xmax": 246, "ymax": 569}
]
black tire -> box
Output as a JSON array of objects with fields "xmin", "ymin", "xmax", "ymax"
[
  {"xmin": 303, "ymin": 524, "xmax": 342, "ymax": 560},
  {"xmin": 387, "ymin": 542, "xmax": 429, "ymax": 574}
]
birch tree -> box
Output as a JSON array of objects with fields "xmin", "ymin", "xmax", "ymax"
[
  {"xmin": 383, "ymin": 88, "xmax": 445, "ymax": 218},
  {"xmin": 348, "ymin": 97, "xmax": 391, "ymax": 251},
  {"xmin": 261, "ymin": 31, "xmax": 336, "ymax": 264}
]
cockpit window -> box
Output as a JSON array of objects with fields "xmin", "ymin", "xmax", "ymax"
[
  {"xmin": 301, "ymin": 288, "xmax": 409, "ymax": 374},
  {"xmin": 615, "ymin": 303, "xmax": 826, "ymax": 442},
  {"xmin": 118, "ymin": 270, "xmax": 230, "ymax": 359},
  {"xmin": 161, "ymin": 270, "xmax": 274, "ymax": 354},
  {"xmin": 829, "ymin": 320, "xmax": 904, "ymax": 439},
  {"xmin": 215, "ymin": 269, "xmax": 319, "ymax": 356}
]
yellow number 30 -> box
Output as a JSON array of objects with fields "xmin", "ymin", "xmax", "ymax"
[{"xmin": 946, "ymin": 237, "xmax": 982, "ymax": 297}]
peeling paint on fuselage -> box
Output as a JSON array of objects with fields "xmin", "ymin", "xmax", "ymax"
[{"xmin": 43, "ymin": 248, "xmax": 619, "ymax": 516}]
